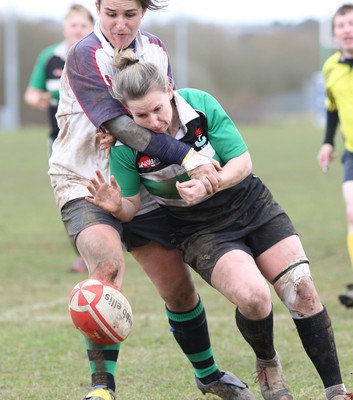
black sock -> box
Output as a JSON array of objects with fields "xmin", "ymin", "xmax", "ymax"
[
  {"xmin": 166, "ymin": 296, "xmax": 223, "ymax": 384},
  {"xmin": 294, "ymin": 307, "xmax": 342, "ymax": 388},
  {"xmin": 236, "ymin": 307, "xmax": 276, "ymax": 360}
]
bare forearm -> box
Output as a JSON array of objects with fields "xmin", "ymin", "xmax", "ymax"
[
  {"xmin": 218, "ymin": 151, "xmax": 252, "ymax": 190},
  {"xmin": 111, "ymin": 198, "xmax": 137, "ymax": 222}
]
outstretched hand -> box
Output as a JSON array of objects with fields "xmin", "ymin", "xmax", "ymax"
[{"xmin": 86, "ymin": 170, "xmax": 122, "ymax": 214}]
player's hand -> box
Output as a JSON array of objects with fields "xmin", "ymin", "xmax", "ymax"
[
  {"xmin": 176, "ymin": 179, "xmax": 209, "ymax": 205},
  {"xmin": 37, "ymin": 92, "xmax": 52, "ymax": 111},
  {"xmin": 187, "ymin": 159, "xmax": 222, "ymax": 194},
  {"xmin": 317, "ymin": 143, "xmax": 335, "ymax": 172},
  {"xmin": 86, "ymin": 170, "xmax": 122, "ymax": 214},
  {"xmin": 96, "ymin": 127, "xmax": 116, "ymax": 158},
  {"xmin": 24, "ymin": 88, "xmax": 51, "ymax": 111}
]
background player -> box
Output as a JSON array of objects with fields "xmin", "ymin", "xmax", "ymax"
[
  {"xmin": 24, "ymin": 4, "xmax": 95, "ymax": 273},
  {"xmin": 317, "ymin": 3, "xmax": 353, "ymax": 308}
]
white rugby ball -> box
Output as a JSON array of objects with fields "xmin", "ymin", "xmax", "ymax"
[{"xmin": 69, "ymin": 279, "xmax": 133, "ymax": 344}]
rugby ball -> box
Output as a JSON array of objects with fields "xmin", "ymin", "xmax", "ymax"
[{"xmin": 69, "ymin": 279, "xmax": 133, "ymax": 345}]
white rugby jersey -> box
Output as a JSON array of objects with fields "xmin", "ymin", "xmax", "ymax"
[{"xmin": 48, "ymin": 22, "xmax": 172, "ymax": 213}]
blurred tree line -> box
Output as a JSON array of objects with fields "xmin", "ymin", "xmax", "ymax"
[{"xmin": 0, "ymin": 16, "xmax": 320, "ymax": 125}]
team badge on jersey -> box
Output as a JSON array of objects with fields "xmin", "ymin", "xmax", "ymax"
[
  {"xmin": 194, "ymin": 127, "xmax": 207, "ymax": 148},
  {"xmin": 184, "ymin": 112, "xmax": 209, "ymax": 151}
]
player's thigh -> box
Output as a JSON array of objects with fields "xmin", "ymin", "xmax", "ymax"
[
  {"xmin": 343, "ymin": 181, "xmax": 353, "ymax": 226},
  {"xmin": 255, "ymin": 235, "xmax": 306, "ymax": 283},
  {"xmin": 342, "ymin": 152, "xmax": 353, "ymax": 224},
  {"xmin": 62, "ymin": 197, "xmax": 124, "ymax": 272},
  {"xmin": 211, "ymin": 249, "xmax": 272, "ymax": 317},
  {"xmin": 342, "ymin": 180, "xmax": 353, "ymax": 205},
  {"xmin": 131, "ymin": 241, "xmax": 198, "ymax": 310}
]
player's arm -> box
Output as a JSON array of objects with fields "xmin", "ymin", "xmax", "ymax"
[
  {"xmin": 217, "ymin": 151, "xmax": 252, "ymax": 189},
  {"xmin": 25, "ymin": 46, "xmax": 52, "ymax": 111},
  {"xmin": 104, "ymin": 115, "xmax": 221, "ymax": 193},
  {"xmin": 317, "ymin": 110, "xmax": 339, "ymax": 171},
  {"xmin": 69, "ymin": 43, "xmax": 220, "ymax": 193},
  {"xmin": 176, "ymin": 151, "xmax": 252, "ymax": 205},
  {"xmin": 176, "ymin": 90, "xmax": 252, "ymax": 204},
  {"xmin": 323, "ymin": 110, "xmax": 339, "ymax": 146},
  {"xmin": 85, "ymin": 170, "xmax": 140, "ymax": 222},
  {"xmin": 24, "ymin": 87, "xmax": 51, "ymax": 111}
]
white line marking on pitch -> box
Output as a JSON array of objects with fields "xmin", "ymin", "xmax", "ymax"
[
  {"xmin": 0, "ymin": 297, "xmax": 68, "ymax": 322},
  {"xmin": 0, "ymin": 298, "xmax": 235, "ymax": 324}
]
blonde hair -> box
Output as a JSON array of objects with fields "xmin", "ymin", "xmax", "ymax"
[
  {"xmin": 111, "ymin": 48, "xmax": 168, "ymax": 104},
  {"xmin": 64, "ymin": 4, "xmax": 95, "ymax": 24}
]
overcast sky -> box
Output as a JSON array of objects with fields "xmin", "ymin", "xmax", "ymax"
[{"xmin": 0, "ymin": 0, "xmax": 343, "ymax": 25}]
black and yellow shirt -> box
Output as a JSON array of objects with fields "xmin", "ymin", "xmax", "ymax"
[{"xmin": 323, "ymin": 51, "xmax": 353, "ymax": 151}]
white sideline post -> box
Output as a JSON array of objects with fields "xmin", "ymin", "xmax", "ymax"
[{"xmin": 0, "ymin": 5, "xmax": 20, "ymax": 131}]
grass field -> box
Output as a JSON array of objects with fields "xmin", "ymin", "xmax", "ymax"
[{"xmin": 0, "ymin": 120, "xmax": 352, "ymax": 399}]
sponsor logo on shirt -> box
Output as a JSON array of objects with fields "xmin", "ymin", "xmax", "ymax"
[{"xmin": 138, "ymin": 155, "xmax": 160, "ymax": 169}]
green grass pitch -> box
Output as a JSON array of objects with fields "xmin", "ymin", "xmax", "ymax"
[{"xmin": 0, "ymin": 121, "xmax": 352, "ymax": 399}]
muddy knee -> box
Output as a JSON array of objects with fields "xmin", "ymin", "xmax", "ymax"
[
  {"xmin": 273, "ymin": 257, "xmax": 321, "ymax": 318},
  {"xmin": 91, "ymin": 259, "xmax": 124, "ymax": 284}
]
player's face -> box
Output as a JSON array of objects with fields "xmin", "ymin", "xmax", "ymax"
[
  {"xmin": 126, "ymin": 85, "xmax": 175, "ymax": 135},
  {"xmin": 63, "ymin": 13, "xmax": 94, "ymax": 48},
  {"xmin": 96, "ymin": 0, "xmax": 146, "ymax": 49},
  {"xmin": 333, "ymin": 10, "xmax": 353, "ymax": 57}
]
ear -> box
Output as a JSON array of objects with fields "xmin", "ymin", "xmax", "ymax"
[{"xmin": 167, "ymin": 82, "xmax": 174, "ymax": 100}]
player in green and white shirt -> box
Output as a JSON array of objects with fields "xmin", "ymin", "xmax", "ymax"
[
  {"xmin": 111, "ymin": 87, "xmax": 248, "ymax": 208},
  {"xmin": 86, "ymin": 49, "xmax": 352, "ymax": 400},
  {"xmin": 24, "ymin": 5, "xmax": 94, "ymax": 275},
  {"xmin": 24, "ymin": 5, "xmax": 94, "ymax": 154}
]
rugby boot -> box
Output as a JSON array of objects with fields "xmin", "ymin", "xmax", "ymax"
[
  {"xmin": 255, "ymin": 353, "xmax": 293, "ymax": 400},
  {"xmin": 338, "ymin": 289, "xmax": 353, "ymax": 308},
  {"xmin": 83, "ymin": 386, "xmax": 115, "ymax": 400},
  {"xmin": 329, "ymin": 392, "xmax": 353, "ymax": 399},
  {"xmin": 196, "ymin": 370, "xmax": 256, "ymax": 399}
]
